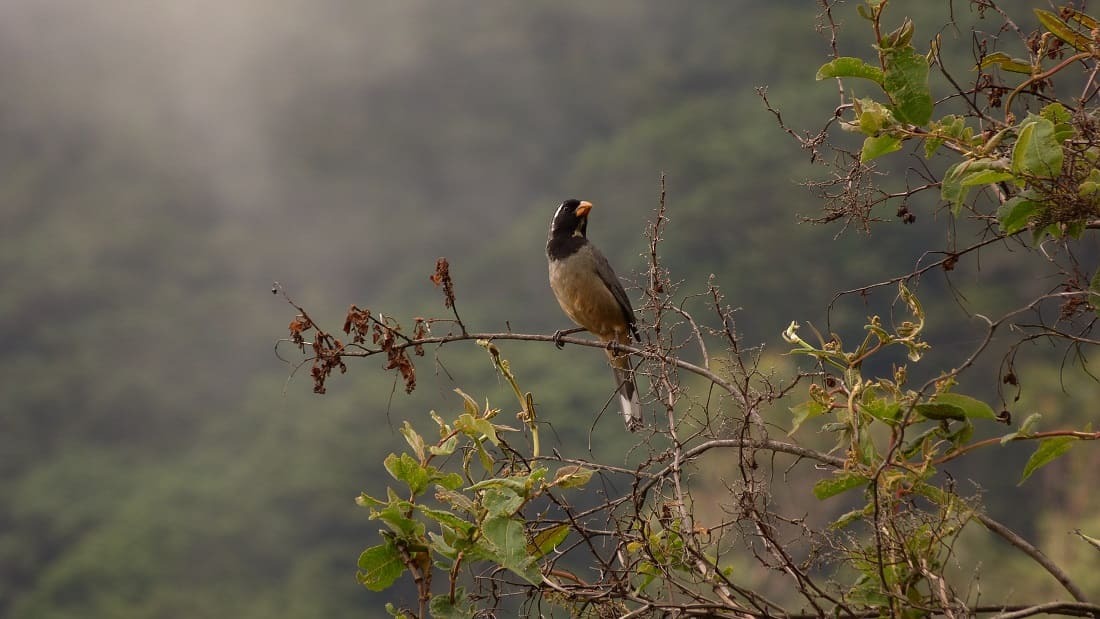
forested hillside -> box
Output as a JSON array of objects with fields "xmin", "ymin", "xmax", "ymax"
[{"xmin": 3, "ymin": 1, "xmax": 1096, "ymax": 617}]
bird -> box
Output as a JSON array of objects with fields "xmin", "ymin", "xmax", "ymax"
[{"xmin": 546, "ymin": 198, "xmax": 642, "ymax": 431}]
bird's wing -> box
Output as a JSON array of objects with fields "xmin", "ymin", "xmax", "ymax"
[{"xmin": 591, "ymin": 248, "xmax": 639, "ymax": 340}]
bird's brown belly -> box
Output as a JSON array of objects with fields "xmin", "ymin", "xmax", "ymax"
[{"xmin": 548, "ymin": 261, "xmax": 626, "ymax": 342}]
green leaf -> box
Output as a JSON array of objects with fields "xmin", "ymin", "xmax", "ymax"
[
  {"xmin": 482, "ymin": 516, "xmax": 540, "ymax": 583},
  {"xmin": 1035, "ymin": 8, "xmax": 1092, "ymax": 51},
  {"xmin": 415, "ymin": 505, "xmax": 476, "ymax": 535},
  {"xmin": 852, "ymin": 97, "xmax": 894, "ymax": 136},
  {"xmin": 384, "ymin": 452, "xmax": 432, "ymax": 496},
  {"xmin": 429, "ymin": 589, "xmax": 473, "ymax": 619},
  {"xmin": 816, "ymin": 56, "xmax": 884, "ymax": 83},
  {"xmin": 997, "ymin": 197, "xmax": 1040, "ymax": 234},
  {"xmin": 883, "ymin": 46, "xmax": 933, "ymax": 125},
  {"xmin": 932, "ymin": 393, "xmax": 996, "ymax": 420},
  {"xmin": 880, "ymin": 17, "xmax": 914, "ymax": 49},
  {"xmin": 454, "ymin": 388, "xmax": 480, "ymax": 417},
  {"xmin": 789, "ymin": 400, "xmax": 828, "ymax": 435},
  {"xmin": 959, "ymin": 168, "xmax": 1014, "ymax": 187},
  {"xmin": 372, "ymin": 502, "xmax": 425, "ymax": 538},
  {"xmin": 552, "ymin": 465, "xmax": 594, "ymax": 489},
  {"xmin": 475, "ymin": 440, "xmax": 494, "ymax": 473},
  {"xmin": 529, "ymin": 524, "xmax": 570, "ymax": 558},
  {"xmin": 1019, "ymin": 436, "xmax": 1077, "ymax": 485},
  {"xmin": 814, "ymin": 472, "xmax": 870, "ymax": 500},
  {"xmin": 435, "ymin": 472, "xmax": 464, "ymax": 491},
  {"xmin": 942, "ymin": 158, "xmax": 1010, "ymax": 213},
  {"xmin": 356, "ymin": 492, "xmax": 386, "ymax": 509},
  {"xmin": 435, "ymin": 488, "xmax": 477, "ymax": 515},
  {"xmin": 914, "ymin": 402, "xmax": 965, "ymax": 421},
  {"xmin": 862, "ymin": 397, "xmax": 902, "ymax": 425},
  {"xmin": 482, "ymin": 486, "xmax": 524, "ymax": 517},
  {"xmin": 456, "ymin": 413, "xmax": 499, "ymax": 446},
  {"xmin": 1013, "ymin": 117, "xmax": 1064, "ymax": 178},
  {"xmin": 978, "ymin": 52, "xmax": 1032, "ymax": 74},
  {"xmin": 429, "ymin": 435, "xmax": 459, "ymax": 457},
  {"xmin": 861, "ymin": 134, "xmax": 903, "ymax": 162},
  {"xmin": 399, "ymin": 421, "xmax": 426, "ymax": 462},
  {"xmin": 357, "ymin": 542, "xmax": 406, "ymax": 592},
  {"xmin": 1041, "ymin": 102, "xmax": 1074, "ymax": 140}
]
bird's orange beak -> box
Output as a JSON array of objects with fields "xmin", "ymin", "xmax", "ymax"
[{"xmin": 576, "ymin": 200, "xmax": 593, "ymax": 218}]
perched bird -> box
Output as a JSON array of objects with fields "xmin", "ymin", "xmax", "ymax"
[{"xmin": 546, "ymin": 199, "xmax": 642, "ymax": 431}]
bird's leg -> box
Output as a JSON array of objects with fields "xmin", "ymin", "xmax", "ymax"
[
  {"xmin": 552, "ymin": 326, "xmax": 584, "ymax": 349},
  {"xmin": 605, "ymin": 340, "xmax": 621, "ymax": 357}
]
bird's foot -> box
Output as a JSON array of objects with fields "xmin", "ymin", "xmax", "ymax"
[{"xmin": 553, "ymin": 330, "xmax": 567, "ymax": 349}]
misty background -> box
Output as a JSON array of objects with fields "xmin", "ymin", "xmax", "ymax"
[{"xmin": 3, "ymin": 1, "xmax": 1097, "ymax": 617}]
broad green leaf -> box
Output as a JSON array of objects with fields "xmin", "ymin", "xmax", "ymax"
[
  {"xmin": 978, "ymin": 52, "xmax": 1032, "ymax": 74},
  {"xmin": 940, "ymin": 160, "xmax": 985, "ymax": 212},
  {"xmin": 429, "ymin": 435, "xmax": 459, "ymax": 457},
  {"xmin": 997, "ymin": 197, "xmax": 1040, "ymax": 234},
  {"xmin": 384, "ymin": 452, "xmax": 432, "ymax": 496},
  {"xmin": 1019, "ymin": 436, "xmax": 1077, "ymax": 484},
  {"xmin": 853, "ymin": 98, "xmax": 894, "ymax": 135},
  {"xmin": 816, "ymin": 56, "xmax": 884, "ymax": 83},
  {"xmin": 482, "ymin": 486, "xmax": 524, "ymax": 517},
  {"xmin": 1035, "ymin": 8, "xmax": 1092, "ymax": 51},
  {"xmin": 356, "ymin": 542, "xmax": 406, "ymax": 591},
  {"xmin": 472, "ymin": 442, "xmax": 492, "ymax": 475},
  {"xmin": 1079, "ymin": 168, "xmax": 1100, "ymax": 197},
  {"xmin": 435, "ymin": 488, "xmax": 477, "ymax": 515},
  {"xmin": 861, "ymin": 134, "xmax": 903, "ymax": 162},
  {"xmin": 814, "ymin": 472, "xmax": 870, "ymax": 500},
  {"xmin": 883, "ymin": 46, "xmax": 933, "ymax": 125},
  {"xmin": 932, "ymin": 393, "xmax": 996, "ymax": 420},
  {"xmin": 1041, "ymin": 102, "xmax": 1074, "ymax": 141},
  {"xmin": 455, "ymin": 413, "xmax": 499, "ymax": 446},
  {"xmin": 482, "ymin": 516, "xmax": 540, "ymax": 583},
  {"xmin": 467, "ymin": 475, "xmax": 529, "ymax": 494},
  {"xmin": 415, "ymin": 505, "xmax": 475, "ymax": 535},
  {"xmin": 529, "ymin": 524, "xmax": 570, "ymax": 558},
  {"xmin": 959, "ymin": 168, "xmax": 1014, "ymax": 187},
  {"xmin": 1012, "ymin": 117, "xmax": 1064, "ymax": 178},
  {"xmin": 915, "ymin": 402, "xmax": 966, "ymax": 421},
  {"xmin": 429, "ymin": 530, "xmax": 458, "ymax": 559},
  {"xmin": 552, "ymin": 465, "xmax": 594, "ymax": 489},
  {"xmin": 862, "ymin": 396, "xmax": 902, "ymax": 425},
  {"xmin": 356, "ymin": 492, "xmax": 386, "ymax": 509},
  {"xmin": 789, "ymin": 400, "xmax": 828, "ymax": 435},
  {"xmin": 435, "ymin": 472, "xmax": 464, "ymax": 491},
  {"xmin": 372, "ymin": 502, "xmax": 425, "ymax": 538},
  {"xmin": 429, "ymin": 589, "xmax": 473, "ymax": 619}
]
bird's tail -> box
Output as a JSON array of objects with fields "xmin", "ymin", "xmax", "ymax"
[{"xmin": 607, "ymin": 342, "xmax": 642, "ymax": 432}]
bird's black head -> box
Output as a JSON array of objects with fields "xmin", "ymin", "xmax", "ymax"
[{"xmin": 549, "ymin": 198, "xmax": 592, "ymax": 240}]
